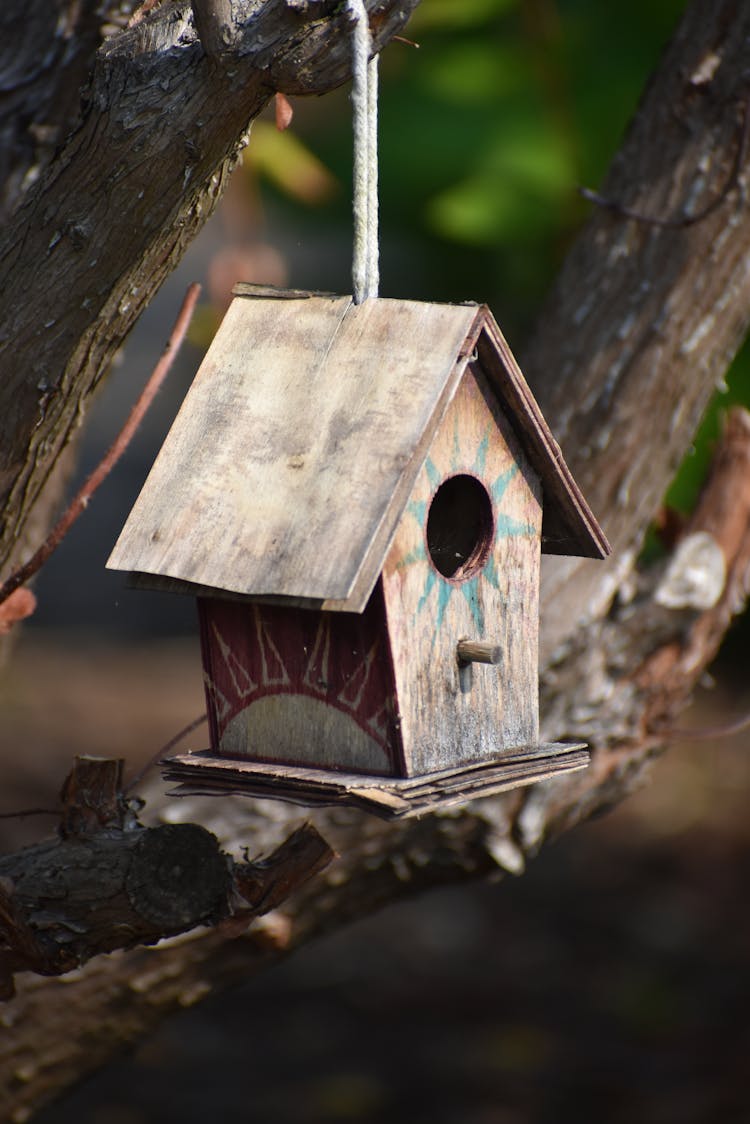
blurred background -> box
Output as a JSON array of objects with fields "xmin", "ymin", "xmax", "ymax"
[{"xmin": 3, "ymin": 0, "xmax": 750, "ymax": 1119}]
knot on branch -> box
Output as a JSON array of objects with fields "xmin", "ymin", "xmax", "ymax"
[{"xmin": 0, "ymin": 757, "xmax": 334, "ymax": 999}]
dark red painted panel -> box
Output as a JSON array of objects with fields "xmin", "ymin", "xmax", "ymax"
[{"xmin": 197, "ymin": 582, "xmax": 403, "ymax": 775}]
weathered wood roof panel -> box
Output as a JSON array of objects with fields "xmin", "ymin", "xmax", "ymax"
[{"xmin": 108, "ymin": 295, "xmax": 481, "ymax": 605}]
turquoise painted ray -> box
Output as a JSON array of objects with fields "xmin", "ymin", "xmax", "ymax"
[
  {"xmin": 460, "ymin": 577, "xmax": 484, "ymax": 632},
  {"xmin": 434, "ymin": 578, "xmax": 454, "ymax": 632},
  {"xmin": 417, "ymin": 568, "xmax": 438, "ymax": 615},
  {"xmin": 490, "ymin": 463, "xmax": 518, "ymax": 503},
  {"xmin": 399, "ymin": 412, "xmax": 534, "ymax": 626},
  {"xmin": 396, "ymin": 545, "xmax": 426, "ymax": 570},
  {"xmin": 425, "ymin": 457, "xmax": 441, "ymax": 490},
  {"xmin": 484, "ymin": 553, "xmax": 500, "ymax": 592},
  {"xmin": 475, "ymin": 427, "xmax": 491, "ymax": 478},
  {"xmin": 495, "ymin": 513, "xmax": 536, "ymax": 538},
  {"xmin": 408, "ymin": 498, "xmax": 427, "ymax": 526}
]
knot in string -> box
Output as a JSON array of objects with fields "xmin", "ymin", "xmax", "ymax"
[{"xmin": 347, "ymin": 0, "xmax": 379, "ymax": 303}]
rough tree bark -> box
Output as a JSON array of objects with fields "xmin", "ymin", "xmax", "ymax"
[
  {"xmin": 0, "ymin": 0, "xmax": 420, "ymax": 575},
  {"xmin": 2, "ymin": 0, "xmax": 750, "ymax": 1119},
  {"xmin": 0, "ymin": 757, "xmax": 333, "ymax": 1001},
  {"xmin": 528, "ymin": 0, "xmax": 750, "ymax": 663}
]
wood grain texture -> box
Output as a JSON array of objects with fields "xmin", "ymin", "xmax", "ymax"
[
  {"xmin": 382, "ymin": 365, "xmax": 543, "ymax": 774},
  {"xmin": 108, "ymin": 296, "xmax": 480, "ymax": 606},
  {"xmin": 457, "ymin": 639, "xmax": 502, "ymax": 665},
  {"xmin": 0, "ymin": 0, "xmax": 102, "ymax": 221},
  {"xmin": 0, "ymin": 759, "xmax": 331, "ymax": 998},
  {"xmin": 198, "ymin": 586, "xmax": 403, "ymax": 776},
  {"xmin": 109, "ymin": 298, "xmax": 607, "ymax": 609},
  {"xmin": 164, "ymin": 742, "xmax": 590, "ymax": 819},
  {"xmin": 0, "ymin": 822, "xmax": 233, "ymax": 994}
]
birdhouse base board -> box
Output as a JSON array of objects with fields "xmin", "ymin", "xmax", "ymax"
[{"xmin": 162, "ymin": 743, "xmax": 589, "ymax": 820}]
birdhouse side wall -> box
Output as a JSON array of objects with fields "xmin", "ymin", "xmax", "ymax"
[
  {"xmin": 197, "ymin": 587, "xmax": 404, "ymax": 776},
  {"xmin": 381, "ymin": 364, "xmax": 542, "ymax": 775}
]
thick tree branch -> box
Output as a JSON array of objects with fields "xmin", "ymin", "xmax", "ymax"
[
  {"xmin": 0, "ymin": 284, "xmax": 200, "ymax": 610},
  {"xmin": 0, "ymin": 0, "xmax": 418, "ymax": 576},
  {"xmin": 521, "ymin": 0, "xmax": 750, "ymax": 664},
  {"xmin": 190, "ymin": 0, "xmax": 238, "ymax": 57},
  {"xmin": 0, "ymin": 1, "xmax": 104, "ymax": 219},
  {"xmin": 0, "ymin": 757, "xmax": 333, "ymax": 1001}
]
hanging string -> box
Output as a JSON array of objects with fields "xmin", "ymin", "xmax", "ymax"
[
  {"xmin": 347, "ymin": 0, "xmax": 379, "ymax": 303},
  {"xmin": 365, "ymin": 46, "xmax": 379, "ymax": 297}
]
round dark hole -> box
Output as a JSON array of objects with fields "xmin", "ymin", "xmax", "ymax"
[{"xmin": 426, "ymin": 474, "xmax": 494, "ymax": 580}]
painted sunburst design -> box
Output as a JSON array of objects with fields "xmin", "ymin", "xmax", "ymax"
[
  {"xmin": 396, "ymin": 418, "xmax": 536, "ymax": 635},
  {"xmin": 206, "ymin": 611, "xmax": 389, "ymax": 744},
  {"xmin": 199, "ymin": 598, "xmax": 398, "ymax": 773}
]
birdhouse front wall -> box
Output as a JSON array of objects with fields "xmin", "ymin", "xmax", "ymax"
[
  {"xmin": 197, "ymin": 587, "xmax": 404, "ymax": 776},
  {"xmin": 381, "ymin": 363, "xmax": 543, "ymax": 776}
]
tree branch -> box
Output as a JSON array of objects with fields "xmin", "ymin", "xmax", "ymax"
[
  {"xmin": 0, "ymin": 758, "xmax": 334, "ymax": 1001},
  {"xmin": 0, "ymin": 284, "xmax": 200, "ymax": 610},
  {"xmin": 0, "ymin": 1, "xmax": 104, "ymax": 219},
  {"xmin": 521, "ymin": 0, "xmax": 750, "ymax": 664},
  {"xmin": 3, "ymin": 402, "xmax": 749, "ymax": 1119},
  {"xmin": 190, "ymin": 0, "xmax": 238, "ymax": 57},
  {"xmin": 0, "ymin": 0, "xmax": 419, "ymax": 576}
]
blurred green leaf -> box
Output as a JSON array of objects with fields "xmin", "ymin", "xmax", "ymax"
[
  {"xmin": 410, "ymin": 0, "xmax": 519, "ymax": 33},
  {"xmin": 427, "ymin": 113, "xmax": 574, "ymax": 244},
  {"xmin": 418, "ymin": 42, "xmax": 528, "ymax": 105}
]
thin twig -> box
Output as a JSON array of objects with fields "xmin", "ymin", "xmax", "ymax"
[
  {"xmin": 125, "ymin": 713, "xmax": 208, "ymax": 793},
  {"xmin": 0, "ymin": 808, "xmax": 60, "ymax": 821},
  {"xmin": 580, "ymin": 92, "xmax": 750, "ymax": 228},
  {"xmin": 0, "ymin": 283, "xmax": 201, "ymax": 609},
  {"xmin": 668, "ymin": 708, "xmax": 750, "ymax": 742},
  {"xmin": 0, "ymin": 709, "xmax": 208, "ymax": 820}
]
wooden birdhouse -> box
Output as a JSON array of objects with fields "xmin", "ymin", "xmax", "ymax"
[{"xmin": 108, "ymin": 289, "xmax": 609, "ymax": 818}]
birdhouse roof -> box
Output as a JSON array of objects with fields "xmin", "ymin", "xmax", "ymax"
[{"xmin": 108, "ymin": 291, "xmax": 609, "ymax": 611}]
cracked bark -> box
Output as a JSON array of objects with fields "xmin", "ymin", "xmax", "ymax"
[
  {"xmin": 524, "ymin": 0, "xmax": 750, "ymax": 663},
  {"xmin": 0, "ymin": 756, "xmax": 333, "ymax": 1001},
  {"xmin": 2, "ymin": 0, "xmax": 750, "ymax": 1119},
  {"xmin": 0, "ymin": 0, "xmax": 419, "ymax": 577}
]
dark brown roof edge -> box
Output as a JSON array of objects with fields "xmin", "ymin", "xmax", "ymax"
[{"xmin": 476, "ymin": 310, "xmax": 611, "ymax": 560}]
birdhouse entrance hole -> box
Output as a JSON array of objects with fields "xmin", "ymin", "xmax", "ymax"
[{"xmin": 426, "ymin": 474, "xmax": 494, "ymax": 580}]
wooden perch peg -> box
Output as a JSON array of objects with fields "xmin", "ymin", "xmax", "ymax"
[{"xmin": 457, "ymin": 639, "xmax": 502, "ymax": 666}]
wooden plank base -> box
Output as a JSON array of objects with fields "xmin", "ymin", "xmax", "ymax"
[{"xmin": 162, "ymin": 744, "xmax": 589, "ymax": 820}]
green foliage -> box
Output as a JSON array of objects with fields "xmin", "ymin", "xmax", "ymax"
[{"xmin": 408, "ymin": 0, "xmax": 517, "ymax": 32}]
